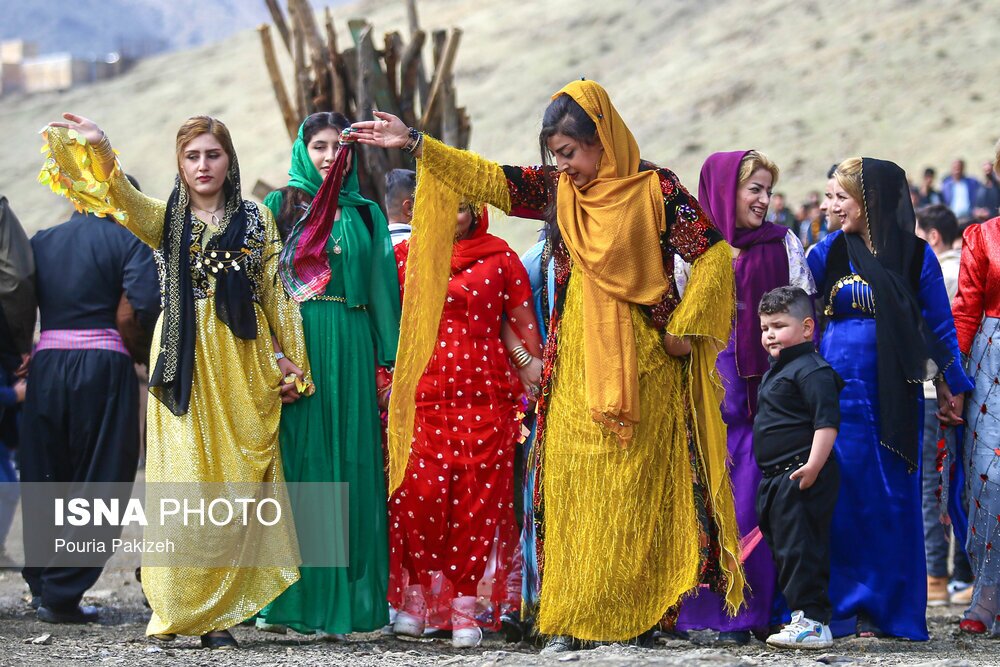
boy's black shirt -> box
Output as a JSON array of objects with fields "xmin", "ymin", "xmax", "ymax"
[{"xmin": 753, "ymin": 341, "xmax": 844, "ymax": 469}]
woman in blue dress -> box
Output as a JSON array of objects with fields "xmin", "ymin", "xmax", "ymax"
[{"xmin": 807, "ymin": 157, "xmax": 972, "ymax": 640}]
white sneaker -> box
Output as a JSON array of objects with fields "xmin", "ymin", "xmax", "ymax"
[
  {"xmin": 393, "ymin": 610, "xmax": 425, "ymax": 637},
  {"xmin": 393, "ymin": 585, "xmax": 427, "ymax": 637},
  {"xmin": 766, "ymin": 611, "xmax": 833, "ymax": 650},
  {"xmin": 450, "ymin": 595, "xmax": 483, "ymax": 648}
]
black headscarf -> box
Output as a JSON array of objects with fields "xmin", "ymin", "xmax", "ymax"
[
  {"xmin": 149, "ymin": 152, "xmax": 257, "ymax": 416},
  {"xmin": 845, "ymin": 157, "xmax": 950, "ymax": 471}
]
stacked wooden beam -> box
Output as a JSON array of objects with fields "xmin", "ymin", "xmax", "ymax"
[{"xmin": 256, "ymin": 0, "xmax": 470, "ymax": 202}]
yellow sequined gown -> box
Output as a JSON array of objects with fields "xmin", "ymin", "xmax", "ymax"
[{"xmin": 40, "ymin": 134, "xmax": 310, "ymax": 636}]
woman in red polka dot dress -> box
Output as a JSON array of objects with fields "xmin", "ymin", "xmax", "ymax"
[{"xmin": 387, "ymin": 204, "xmax": 543, "ymax": 648}]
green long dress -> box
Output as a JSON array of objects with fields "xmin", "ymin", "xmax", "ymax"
[{"xmin": 260, "ymin": 124, "xmax": 400, "ymax": 634}]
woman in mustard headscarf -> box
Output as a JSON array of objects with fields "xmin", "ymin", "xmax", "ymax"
[{"xmin": 350, "ymin": 80, "xmax": 743, "ymax": 649}]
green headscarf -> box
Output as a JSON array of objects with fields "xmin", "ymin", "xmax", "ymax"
[{"xmin": 267, "ymin": 120, "xmax": 400, "ymax": 366}]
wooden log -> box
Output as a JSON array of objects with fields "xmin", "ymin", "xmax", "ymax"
[
  {"xmin": 383, "ymin": 31, "xmax": 401, "ymax": 103},
  {"xmin": 440, "ymin": 77, "xmax": 459, "ymax": 146},
  {"xmin": 420, "ymin": 28, "xmax": 462, "ymax": 134},
  {"xmin": 341, "ymin": 45, "xmax": 358, "ymax": 114},
  {"xmin": 406, "ymin": 0, "xmax": 430, "ymax": 109},
  {"xmin": 355, "ymin": 25, "xmax": 391, "ymax": 201},
  {"xmin": 405, "ymin": 0, "xmax": 420, "ymax": 35},
  {"xmin": 258, "ymin": 24, "xmax": 298, "ymax": 140},
  {"xmin": 457, "ymin": 107, "xmax": 471, "ymax": 150},
  {"xmin": 289, "ymin": 2, "xmax": 311, "ymax": 118},
  {"xmin": 398, "ymin": 29, "xmax": 425, "ymax": 128},
  {"xmin": 324, "ymin": 7, "xmax": 344, "ymax": 113},
  {"xmin": 431, "ymin": 29, "xmax": 447, "ymax": 68},
  {"xmin": 263, "ymin": 0, "xmax": 292, "ymax": 56},
  {"xmin": 349, "ymin": 20, "xmax": 402, "ymax": 118},
  {"xmin": 288, "ymin": 0, "xmax": 325, "ymax": 62}
]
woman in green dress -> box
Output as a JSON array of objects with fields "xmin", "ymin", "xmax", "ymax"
[{"xmin": 258, "ymin": 112, "xmax": 401, "ymax": 636}]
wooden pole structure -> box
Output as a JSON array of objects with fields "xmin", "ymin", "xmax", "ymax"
[
  {"xmin": 256, "ymin": 0, "xmax": 470, "ymax": 202},
  {"xmin": 420, "ymin": 28, "xmax": 462, "ymax": 131},
  {"xmin": 263, "ymin": 0, "xmax": 292, "ymax": 55},
  {"xmin": 258, "ymin": 24, "xmax": 298, "ymax": 139},
  {"xmin": 324, "ymin": 7, "xmax": 345, "ymax": 114}
]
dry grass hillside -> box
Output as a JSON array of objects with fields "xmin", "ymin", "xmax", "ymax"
[{"xmin": 2, "ymin": 0, "xmax": 998, "ymax": 253}]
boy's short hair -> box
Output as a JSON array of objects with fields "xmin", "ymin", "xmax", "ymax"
[
  {"xmin": 384, "ymin": 168, "xmax": 416, "ymax": 210},
  {"xmin": 916, "ymin": 204, "xmax": 959, "ymax": 246},
  {"xmin": 759, "ymin": 286, "xmax": 813, "ymax": 322}
]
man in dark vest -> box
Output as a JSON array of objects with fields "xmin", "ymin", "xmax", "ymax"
[{"xmin": 20, "ymin": 176, "xmax": 159, "ymax": 623}]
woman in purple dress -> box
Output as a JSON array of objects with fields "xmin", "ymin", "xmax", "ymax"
[{"xmin": 676, "ymin": 150, "xmax": 814, "ymax": 643}]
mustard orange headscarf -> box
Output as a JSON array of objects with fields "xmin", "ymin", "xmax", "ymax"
[{"xmin": 553, "ymin": 80, "xmax": 669, "ymax": 443}]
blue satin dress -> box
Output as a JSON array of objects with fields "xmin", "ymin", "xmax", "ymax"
[{"xmin": 807, "ymin": 231, "xmax": 973, "ymax": 639}]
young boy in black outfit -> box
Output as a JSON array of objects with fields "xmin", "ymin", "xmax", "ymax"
[{"xmin": 754, "ymin": 286, "xmax": 843, "ymax": 650}]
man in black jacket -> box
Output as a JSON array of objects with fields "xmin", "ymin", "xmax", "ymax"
[{"xmin": 21, "ymin": 183, "xmax": 159, "ymax": 624}]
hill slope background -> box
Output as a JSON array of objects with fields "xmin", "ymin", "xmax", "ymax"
[{"xmin": 1, "ymin": 0, "xmax": 998, "ymax": 253}]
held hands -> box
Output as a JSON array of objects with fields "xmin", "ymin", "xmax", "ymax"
[
  {"xmin": 662, "ymin": 333, "xmax": 692, "ymax": 357},
  {"xmin": 48, "ymin": 113, "xmax": 104, "ymax": 145},
  {"xmin": 518, "ymin": 356, "xmax": 543, "ymax": 402},
  {"xmin": 348, "ymin": 111, "xmax": 410, "ymax": 149},
  {"xmin": 12, "ymin": 379, "xmax": 26, "ymax": 403},
  {"xmin": 790, "ymin": 462, "xmax": 821, "ymax": 490},
  {"xmin": 934, "ymin": 379, "xmax": 965, "ymax": 426},
  {"xmin": 278, "ymin": 357, "xmax": 306, "ymax": 404}
]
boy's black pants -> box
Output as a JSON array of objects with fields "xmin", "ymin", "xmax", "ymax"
[{"xmin": 756, "ymin": 456, "xmax": 839, "ymax": 624}]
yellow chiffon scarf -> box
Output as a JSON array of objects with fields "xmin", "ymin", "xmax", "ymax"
[{"xmin": 553, "ymin": 80, "xmax": 668, "ymax": 442}]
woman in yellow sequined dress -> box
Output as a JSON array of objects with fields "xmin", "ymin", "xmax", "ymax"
[
  {"xmin": 38, "ymin": 113, "xmax": 312, "ymax": 649},
  {"xmin": 350, "ymin": 80, "xmax": 744, "ymax": 649}
]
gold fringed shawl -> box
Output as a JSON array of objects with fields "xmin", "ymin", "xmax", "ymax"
[
  {"xmin": 667, "ymin": 240, "xmax": 746, "ymax": 614},
  {"xmin": 553, "ymin": 81, "xmax": 668, "ymax": 443},
  {"xmin": 386, "ymin": 136, "xmax": 510, "ymax": 493}
]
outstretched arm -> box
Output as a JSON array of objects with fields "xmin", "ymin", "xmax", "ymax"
[{"xmin": 41, "ymin": 113, "xmax": 166, "ymax": 248}]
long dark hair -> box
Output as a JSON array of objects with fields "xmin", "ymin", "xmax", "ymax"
[
  {"xmin": 276, "ymin": 111, "xmax": 352, "ymax": 239},
  {"xmin": 537, "ymin": 94, "xmax": 599, "ymax": 244}
]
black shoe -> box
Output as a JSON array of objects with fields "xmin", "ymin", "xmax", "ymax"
[
  {"xmin": 500, "ymin": 612, "xmax": 524, "ymax": 643},
  {"xmin": 29, "ymin": 596, "xmax": 41, "ymax": 610},
  {"xmin": 715, "ymin": 630, "xmax": 752, "ymax": 646},
  {"xmin": 37, "ymin": 604, "xmax": 99, "ymax": 624},
  {"xmin": 201, "ymin": 630, "xmax": 238, "ymax": 650}
]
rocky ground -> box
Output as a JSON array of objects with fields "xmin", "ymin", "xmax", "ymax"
[{"xmin": 0, "ymin": 565, "xmax": 993, "ymax": 667}]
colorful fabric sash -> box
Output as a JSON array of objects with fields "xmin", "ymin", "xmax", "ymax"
[{"xmin": 36, "ymin": 328, "xmax": 130, "ymax": 356}]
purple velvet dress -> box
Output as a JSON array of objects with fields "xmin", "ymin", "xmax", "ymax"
[{"xmin": 676, "ymin": 151, "xmax": 813, "ymax": 633}]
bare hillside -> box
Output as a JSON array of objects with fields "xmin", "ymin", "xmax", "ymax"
[{"xmin": 2, "ymin": 0, "xmax": 998, "ymax": 253}]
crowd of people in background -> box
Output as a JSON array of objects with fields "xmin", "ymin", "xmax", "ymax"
[{"xmin": 1, "ymin": 78, "xmax": 999, "ymax": 656}]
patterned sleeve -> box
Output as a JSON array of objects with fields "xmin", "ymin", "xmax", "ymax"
[
  {"xmin": 500, "ymin": 165, "xmax": 551, "ymax": 220},
  {"xmin": 784, "ymin": 228, "xmax": 816, "ymax": 294},
  {"xmin": 643, "ymin": 167, "xmax": 723, "ymax": 329},
  {"xmin": 660, "ymin": 168, "xmax": 722, "ymax": 263}
]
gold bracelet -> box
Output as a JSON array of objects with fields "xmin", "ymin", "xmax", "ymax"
[{"xmin": 93, "ymin": 132, "xmax": 114, "ymax": 161}]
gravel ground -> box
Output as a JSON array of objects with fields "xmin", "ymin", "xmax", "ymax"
[{"xmin": 0, "ymin": 566, "xmax": 994, "ymax": 667}]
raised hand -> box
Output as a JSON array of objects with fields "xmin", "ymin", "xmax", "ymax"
[
  {"xmin": 349, "ymin": 111, "xmax": 410, "ymax": 149},
  {"xmin": 47, "ymin": 112, "xmax": 104, "ymax": 145}
]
